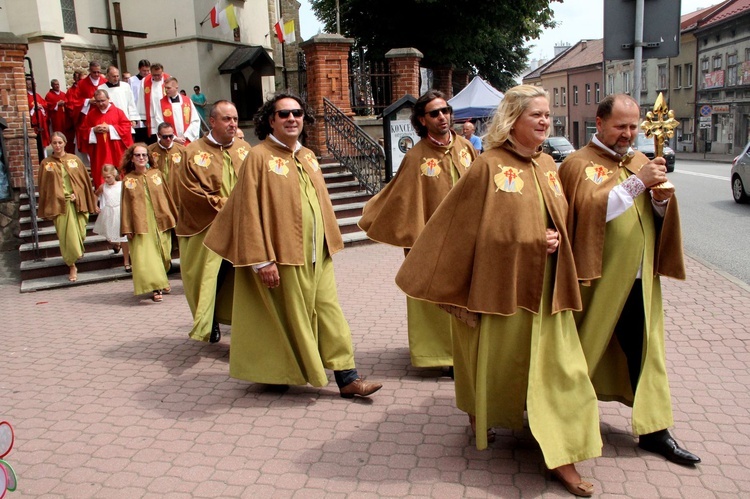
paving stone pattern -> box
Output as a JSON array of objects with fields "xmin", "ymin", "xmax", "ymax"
[{"xmin": 3, "ymin": 243, "xmax": 750, "ymax": 498}]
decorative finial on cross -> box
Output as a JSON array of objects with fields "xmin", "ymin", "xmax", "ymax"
[{"xmin": 640, "ymin": 92, "xmax": 678, "ymax": 189}]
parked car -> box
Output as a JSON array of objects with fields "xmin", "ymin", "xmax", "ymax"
[
  {"xmin": 731, "ymin": 141, "xmax": 750, "ymax": 203},
  {"xmin": 542, "ymin": 136, "xmax": 575, "ymax": 162},
  {"xmin": 633, "ymin": 133, "xmax": 676, "ymax": 172}
]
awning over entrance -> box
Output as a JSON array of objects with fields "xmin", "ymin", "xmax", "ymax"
[{"xmin": 218, "ymin": 46, "xmax": 275, "ymax": 76}]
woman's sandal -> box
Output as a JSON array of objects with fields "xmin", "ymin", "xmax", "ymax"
[
  {"xmin": 112, "ymin": 244, "xmax": 121, "ymax": 254},
  {"xmin": 124, "ymin": 264, "xmax": 132, "ymax": 273},
  {"xmin": 68, "ymin": 267, "xmax": 78, "ymax": 282},
  {"xmin": 548, "ymin": 468, "xmax": 594, "ymax": 497},
  {"xmin": 468, "ymin": 414, "xmax": 496, "ymax": 443},
  {"xmin": 152, "ymin": 290, "xmax": 163, "ymax": 303},
  {"xmin": 162, "ymin": 285, "xmax": 171, "ymax": 294}
]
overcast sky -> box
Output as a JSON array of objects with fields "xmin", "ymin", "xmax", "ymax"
[{"xmin": 298, "ymin": 0, "xmax": 720, "ymax": 62}]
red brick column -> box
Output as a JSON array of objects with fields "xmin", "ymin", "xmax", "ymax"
[
  {"xmin": 0, "ymin": 35, "xmax": 35, "ymax": 189},
  {"xmin": 453, "ymin": 69, "xmax": 470, "ymax": 92},
  {"xmin": 432, "ymin": 65, "xmax": 454, "ymax": 99},
  {"xmin": 386, "ymin": 48, "xmax": 423, "ymax": 102},
  {"xmin": 300, "ymin": 34, "xmax": 354, "ymax": 158}
]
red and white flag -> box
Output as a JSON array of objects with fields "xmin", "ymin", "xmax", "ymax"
[{"xmin": 274, "ymin": 18, "xmax": 284, "ymax": 43}]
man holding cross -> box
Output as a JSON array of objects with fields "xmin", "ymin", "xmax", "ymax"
[{"xmin": 558, "ymin": 94, "xmax": 701, "ymax": 466}]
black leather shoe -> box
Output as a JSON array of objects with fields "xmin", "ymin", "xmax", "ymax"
[
  {"xmin": 209, "ymin": 322, "xmax": 221, "ymax": 343},
  {"xmin": 638, "ymin": 430, "xmax": 701, "ymax": 465}
]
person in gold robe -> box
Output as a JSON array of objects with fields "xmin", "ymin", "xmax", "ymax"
[
  {"xmin": 204, "ymin": 92, "xmax": 382, "ymax": 399},
  {"xmin": 359, "ymin": 90, "xmax": 477, "ymax": 372},
  {"xmin": 396, "ymin": 85, "xmax": 601, "ymax": 496},
  {"xmin": 558, "ymin": 94, "xmax": 700, "ymax": 466},
  {"xmin": 175, "ymin": 101, "xmax": 251, "ymax": 343},
  {"xmin": 37, "ymin": 132, "xmax": 97, "ymax": 282},
  {"xmin": 120, "ymin": 143, "xmax": 177, "ymax": 302}
]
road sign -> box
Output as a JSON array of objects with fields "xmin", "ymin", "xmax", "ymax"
[
  {"xmin": 700, "ymin": 116, "xmax": 711, "ymax": 123},
  {"xmin": 604, "ymin": 0, "xmax": 682, "ymax": 60},
  {"xmin": 700, "ymin": 105, "xmax": 712, "ymax": 117},
  {"xmin": 699, "ymin": 122, "xmax": 712, "ymax": 130}
]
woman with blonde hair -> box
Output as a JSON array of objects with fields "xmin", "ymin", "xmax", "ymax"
[
  {"xmin": 120, "ymin": 143, "xmax": 177, "ymax": 302},
  {"xmin": 37, "ymin": 131, "xmax": 97, "ymax": 282},
  {"xmin": 396, "ymin": 85, "xmax": 601, "ymax": 496}
]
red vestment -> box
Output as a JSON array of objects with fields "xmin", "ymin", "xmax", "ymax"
[
  {"xmin": 45, "ymin": 90, "xmax": 75, "ymax": 153},
  {"xmin": 28, "ymin": 92, "xmax": 50, "ymax": 147},
  {"xmin": 140, "ymin": 73, "xmax": 170, "ymax": 135},
  {"xmin": 159, "ymin": 94, "xmax": 193, "ymax": 144},
  {"xmin": 82, "ymin": 104, "xmax": 134, "ymax": 187},
  {"xmin": 74, "ymin": 75, "xmax": 106, "ymax": 154}
]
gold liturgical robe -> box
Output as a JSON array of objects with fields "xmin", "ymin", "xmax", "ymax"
[
  {"xmin": 360, "ymin": 133, "xmax": 477, "ymax": 368},
  {"xmin": 204, "ymin": 138, "xmax": 354, "ymax": 386},
  {"xmin": 558, "ymin": 142, "xmax": 685, "ymax": 435}
]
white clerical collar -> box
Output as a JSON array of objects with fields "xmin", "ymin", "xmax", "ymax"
[
  {"xmin": 158, "ymin": 142, "xmax": 173, "ymax": 151},
  {"xmin": 89, "ymin": 76, "xmax": 100, "ymax": 85},
  {"xmin": 269, "ymin": 133, "xmax": 301, "ymax": 152},
  {"xmin": 206, "ymin": 132, "xmax": 233, "ymax": 148},
  {"xmin": 592, "ymin": 134, "xmax": 634, "ymax": 159}
]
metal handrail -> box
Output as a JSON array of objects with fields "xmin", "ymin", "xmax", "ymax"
[
  {"xmin": 22, "ymin": 114, "xmax": 41, "ymax": 260},
  {"xmin": 323, "ymin": 97, "xmax": 385, "ymax": 195}
]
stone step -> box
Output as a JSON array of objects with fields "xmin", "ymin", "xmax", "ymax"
[
  {"xmin": 326, "ymin": 180, "xmax": 362, "ymax": 194},
  {"xmin": 341, "ymin": 231, "xmax": 371, "ymax": 246},
  {"xmin": 20, "ymin": 258, "xmax": 182, "ymax": 293},
  {"xmin": 337, "ymin": 215, "xmax": 362, "ymax": 235},
  {"xmin": 19, "ymin": 223, "xmax": 97, "ymax": 243},
  {"xmin": 323, "ymin": 171, "xmax": 355, "ymax": 184},
  {"xmin": 19, "ymin": 234, "xmax": 112, "ymax": 261},
  {"xmin": 332, "ymin": 201, "xmax": 366, "ymax": 219},
  {"xmin": 20, "ymin": 248, "xmax": 130, "ymax": 281},
  {"xmin": 328, "ymin": 190, "xmax": 372, "ymax": 206}
]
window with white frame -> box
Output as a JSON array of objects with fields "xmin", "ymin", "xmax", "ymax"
[
  {"xmin": 573, "ymin": 85, "xmax": 578, "ymax": 105},
  {"xmin": 60, "ymin": 0, "xmax": 78, "ymax": 34},
  {"xmin": 686, "ymin": 63, "xmax": 693, "ymax": 87},
  {"xmin": 674, "ymin": 65, "xmax": 682, "ymax": 88},
  {"xmin": 585, "ymin": 83, "xmax": 591, "ymax": 104},
  {"xmin": 595, "ymin": 82, "xmax": 600, "ymax": 103},
  {"xmin": 554, "ymin": 88, "xmax": 559, "ymax": 106},
  {"xmin": 561, "ymin": 87, "xmax": 567, "ymax": 106},
  {"xmin": 623, "ymin": 72, "xmax": 631, "ymax": 94}
]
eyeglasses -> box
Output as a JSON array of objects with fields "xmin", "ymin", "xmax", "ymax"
[
  {"xmin": 94, "ymin": 100, "xmax": 108, "ymax": 104},
  {"xmin": 159, "ymin": 134, "xmax": 175, "ymax": 140},
  {"xmin": 425, "ymin": 106, "xmax": 453, "ymax": 118},
  {"xmin": 133, "ymin": 153, "xmax": 149, "ymax": 158},
  {"xmin": 275, "ymin": 109, "xmax": 304, "ymax": 119}
]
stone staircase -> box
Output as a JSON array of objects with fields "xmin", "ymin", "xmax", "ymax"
[{"xmin": 18, "ymin": 159, "xmax": 373, "ymax": 292}]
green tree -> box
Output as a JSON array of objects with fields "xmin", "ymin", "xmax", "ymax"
[{"xmin": 309, "ymin": 0, "xmax": 560, "ymax": 91}]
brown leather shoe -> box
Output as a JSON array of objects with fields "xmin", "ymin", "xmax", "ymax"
[{"xmin": 339, "ymin": 378, "xmax": 382, "ymax": 398}]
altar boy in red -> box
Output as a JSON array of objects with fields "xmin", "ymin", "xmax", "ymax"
[{"xmin": 82, "ymin": 89, "xmax": 133, "ymax": 187}]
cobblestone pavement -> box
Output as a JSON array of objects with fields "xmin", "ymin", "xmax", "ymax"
[{"xmin": 2, "ymin": 243, "xmax": 749, "ymax": 498}]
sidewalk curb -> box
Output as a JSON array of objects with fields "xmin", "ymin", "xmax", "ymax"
[{"xmin": 685, "ymin": 250, "xmax": 750, "ymax": 293}]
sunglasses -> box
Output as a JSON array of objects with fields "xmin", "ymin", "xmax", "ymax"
[
  {"xmin": 275, "ymin": 109, "xmax": 304, "ymax": 119},
  {"xmin": 159, "ymin": 134, "xmax": 175, "ymax": 140},
  {"xmin": 425, "ymin": 106, "xmax": 453, "ymax": 118},
  {"xmin": 133, "ymin": 153, "xmax": 149, "ymax": 158}
]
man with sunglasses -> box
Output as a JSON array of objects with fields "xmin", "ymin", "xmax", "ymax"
[
  {"xmin": 176, "ymin": 100, "xmax": 251, "ymax": 344},
  {"xmin": 148, "ymin": 122, "xmax": 186, "ymax": 200},
  {"xmin": 73, "ymin": 61, "xmax": 107, "ymax": 156},
  {"xmin": 358, "ymin": 89, "xmax": 477, "ymax": 374},
  {"xmin": 204, "ymin": 92, "xmax": 383, "ymax": 399}
]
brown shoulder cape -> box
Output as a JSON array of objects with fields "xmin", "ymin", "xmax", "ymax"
[
  {"xmin": 175, "ymin": 137, "xmax": 252, "ymax": 236},
  {"xmin": 395, "ymin": 146, "xmax": 581, "ymax": 316},
  {"xmin": 358, "ymin": 134, "xmax": 477, "ymax": 247},
  {"xmin": 37, "ymin": 154, "xmax": 97, "ymax": 219},
  {"xmin": 204, "ymin": 138, "xmax": 344, "ymax": 266},
  {"xmin": 120, "ymin": 169, "xmax": 178, "ymax": 235},
  {"xmin": 557, "ymin": 142, "xmax": 685, "ymax": 281}
]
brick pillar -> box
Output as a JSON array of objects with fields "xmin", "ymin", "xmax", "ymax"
[
  {"xmin": 300, "ymin": 34, "xmax": 354, "ymax": 158},
  {"xmin": 0, "ymin": 35, "xmax": 35, "ymax": 190},
  {"xmin": 385, "ymin": 47, "xmax": 423, "ymax": 102},
  {"xmin": 432, "ymin": 65, "xmax": 454, "ymax": 98},
  {"xmin": 453, "ymin": 69, "xmax": 470, "ymax": 93}
]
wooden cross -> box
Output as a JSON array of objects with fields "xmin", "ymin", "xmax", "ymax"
[{"xmin": 89, "ymin": 2, "xmax": 147, "ymax": 73}]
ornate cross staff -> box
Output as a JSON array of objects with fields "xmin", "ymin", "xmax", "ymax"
[{"xmin": 640, "ymin": 92, "xmax": 679, "ymax": 189}]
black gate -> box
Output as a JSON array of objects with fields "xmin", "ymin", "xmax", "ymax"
[{"xmin": 349, "ymin": 48, "xmax": 392, "ymax": 116}]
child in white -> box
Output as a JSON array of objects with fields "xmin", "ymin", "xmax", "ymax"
[{"xmin": 93, "ymin": 164, "xmax": 131, "ymax": 271}]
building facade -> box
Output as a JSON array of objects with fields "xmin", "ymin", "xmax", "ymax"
[{"xmin": 0, "ymin": 0, "xmax": 293, "ymax": 121}]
